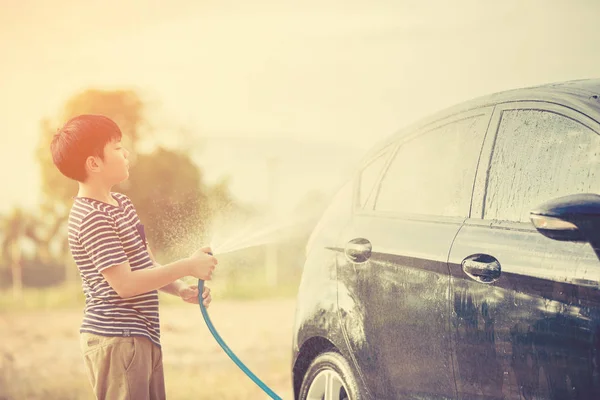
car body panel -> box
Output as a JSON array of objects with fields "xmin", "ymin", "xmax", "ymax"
[
  {"xmin": 292, "ymin": 79, "xmax": 600, "ymax": 400},
  {"xmin": 450, "ymin": 99, "xmax": 600, "ymax": 399},
  {"xmin": 336, "ymin": 214, "xmax": 460, "ymax": 399}
]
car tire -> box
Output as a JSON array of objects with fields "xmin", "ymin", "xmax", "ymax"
[{"xmin": 298, "ymin": 351, "xmax": 364, "ymax": 400}]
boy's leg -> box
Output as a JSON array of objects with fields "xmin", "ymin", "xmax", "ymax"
[
  {"xmin": 80, "ymin": 332, "xmax": 158, "ymax": 400},
  {"xmin": 150, "ymin": 343, "xmax": 166, "ymax": 400}
]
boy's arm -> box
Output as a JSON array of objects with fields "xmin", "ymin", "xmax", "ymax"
[
  {"xmin": 101, "ymin": 258, "xmax": 192, "ymax": 298},
  {"xmin": 80, "ymin": 211, "xmax": 215, "ymax": 299},
  {"xmin": 147, "ymin": 243, "xmax": 187, "ymax": 296}
]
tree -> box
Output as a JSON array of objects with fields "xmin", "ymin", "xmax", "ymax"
[
  {"xmin": 0, "ymin": 208, "xmax": 41, "ymax": 297},
  {"xmin": 60, "ymin": 89, "xmax": 148, "ymax": 153},
  {"xmin": 35, "ymin": 87, "xmax": 238, "ymax": 263},
  {"xmin": 33, "ymin": 87, "xmax": 237, "ymax": 281},
  {"xmin": 34, "ymin": 89, "xmax": 150, "ymax": 266}
]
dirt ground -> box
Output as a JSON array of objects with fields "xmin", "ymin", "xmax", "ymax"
[{"xmin": 0, "ymin": 298, "xmax": 297, "ymax": 400}]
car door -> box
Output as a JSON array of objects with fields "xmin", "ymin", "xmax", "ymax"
[
  {"xmin": 449, "ymin": 102, "xmax": 600, "ymax": 399},
  {"xmin": 336, "ymin": 107, "xmax": 493, "ymax": 399}
]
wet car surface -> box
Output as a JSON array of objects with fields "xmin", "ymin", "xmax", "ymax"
[{"xmin": 292, "ymin": 79, "xmax": 600, "ymax": 399}]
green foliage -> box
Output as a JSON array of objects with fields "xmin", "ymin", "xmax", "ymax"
[
  {"xmin": 36, "ymin": 89, "xmax": 149, "ymax": 209},
  {"xmin": 0, "ymin": 272, "xmax": 299, "ymax": 313},
  {"xmin": 30, "ymin": 89, "xmax": 152, "ymax": 269},
  {"xmin": 0, "ymin": 283, "xmax": 85, "ymax": 312},
  {"xmin": 2, "ymin": 85, "xmax": 324, "ymax": 297},
  {"xmin": 1, "ymin": 86, "xmax": 236, "ymax": 288}
]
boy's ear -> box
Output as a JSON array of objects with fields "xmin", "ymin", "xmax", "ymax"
[{"xmin": 85, "ymin": 155, "xmax": 101, "ymax": 172}]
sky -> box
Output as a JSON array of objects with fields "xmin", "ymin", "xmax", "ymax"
[{"xmin": 1, "ymin": 0, "xmax": 599, "ymax": 214}]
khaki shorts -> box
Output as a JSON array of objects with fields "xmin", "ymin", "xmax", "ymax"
[{"xmin": 80, "ymin": 332, "xmax": 165, "ymax": 400}]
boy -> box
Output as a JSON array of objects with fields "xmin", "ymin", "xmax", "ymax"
[{"xmin": 50, "ymin": 114, "xmax": 218, "ymax": 399}]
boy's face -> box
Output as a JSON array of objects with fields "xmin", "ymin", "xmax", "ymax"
[{"xmin": 92, "ymin": 139, "xmax": 129, "ymax": 185}]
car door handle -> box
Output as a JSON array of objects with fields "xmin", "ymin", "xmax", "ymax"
[
  {"xmin": 345, "ymin": 238, "xmax": 372, "ymax": 264},
  {"xmin": 461, "ymin": 254, "xmax": 501, "ymax": 283}
]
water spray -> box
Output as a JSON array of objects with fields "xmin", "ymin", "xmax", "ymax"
[{"xmin": 192, "ymin": 206, "xmax": 325, "ymax": 398}]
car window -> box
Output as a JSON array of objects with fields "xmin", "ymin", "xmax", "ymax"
[
  {"xmin": 358, "ymin": 149, "xmax": 391, "ymax": 209},
  {"xmin": 484, "ymin": 109, "xmax": 600, "ymax": 223},
  {"xmin": 374, "ymin": 114, "xmax": 488, "ymax": 217}
]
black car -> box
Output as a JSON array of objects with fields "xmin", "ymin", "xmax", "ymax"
[{"xmin": 291, "ymin": 79, "xmax": 600, "ymax": 400}]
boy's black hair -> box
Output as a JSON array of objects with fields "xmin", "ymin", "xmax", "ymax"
[{"xmin": 51, "ymin": 114, "xmax": 122, "ymax": 182}]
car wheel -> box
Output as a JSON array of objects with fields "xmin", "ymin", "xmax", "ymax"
[{"xmin": 298, "ymin": 351, "xmax": 364, "ymax": 400}]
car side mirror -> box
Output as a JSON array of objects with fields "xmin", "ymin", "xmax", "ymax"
[{"xmin": 530, "ymin": 193, "xmax": 600, "ymax": 243}]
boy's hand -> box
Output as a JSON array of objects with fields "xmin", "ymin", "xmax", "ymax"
[
  {"xmin": 187, "ymin": 246, "xmax": 217, "ymax": 280},
  {"xmin": 179, "ymin": 284, "xmax": 212, "ymax": 307}
]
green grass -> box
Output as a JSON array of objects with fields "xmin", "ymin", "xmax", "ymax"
[
  {"xmin": 159, "ymin": 277, "xmax": 300, "ymax": 306},
  {"xmin": 0, "ymin": 278, "xmax": 300, "ymax": 313},
  {"xmin": 0, "ymin": 283, "xmax": 85, "ymax": 313}
]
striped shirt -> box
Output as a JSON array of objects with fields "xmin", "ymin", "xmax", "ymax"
[{"xmin": 68, "ymin": 192, "xmax": 161, "ymax": 347}]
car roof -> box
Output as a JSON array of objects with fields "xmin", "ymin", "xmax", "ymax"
[
  {"xmin": 446, "ymin": 78, "xmax": 600, "ymax": 118},
  {"xmin": 360, "ymin": 78, "xmax": 600, "ymax": 166}
]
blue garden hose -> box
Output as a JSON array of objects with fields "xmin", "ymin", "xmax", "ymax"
[{"xmin": 198, "ymin": 277, "xmax": 283, "ymax": 400}]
